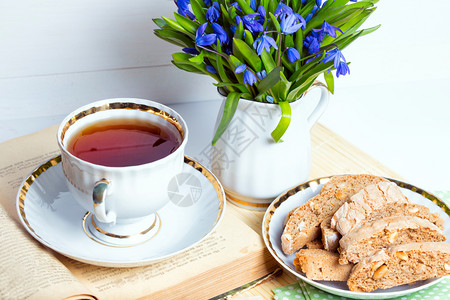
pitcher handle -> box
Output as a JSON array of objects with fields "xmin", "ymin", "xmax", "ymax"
[
  {"xmin": 306, "ymin": 82, "xmax": 330, "ymax": 129},
  {"xmin": 93, "ymin": 179, "xmax": 116, "ymax": 224}
]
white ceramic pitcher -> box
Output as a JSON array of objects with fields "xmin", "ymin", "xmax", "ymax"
[{"xmin": 212, "ymin": 84, "xmax": 329, "ymax": 210}]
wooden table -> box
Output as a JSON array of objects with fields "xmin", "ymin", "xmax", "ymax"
[{"xmin": 224, "ymin": 123, "xmax": 401, "ymax": 299}]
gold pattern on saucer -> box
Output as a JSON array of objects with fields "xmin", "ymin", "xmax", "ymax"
[
  {"xmin": 91, "ymin": 213, "xmax": 160, "ymax": 239},
  {"xmin": 82, "ymin": 212, "xmax": 162, "ymax": 248},
  {"xmin": 183, "ymin": 156, "xmax": 225, "ymax": 226},
  {"xmin": 18, "ymin": 155, "xmax": 225, "ymax": 249},
  {"xmin": 17, "ymin": 156, "xmax": 62, "ymax": 239},
  {"xmin": 60, "ymin": 102, "xmax": 184, "ymax": 144}
]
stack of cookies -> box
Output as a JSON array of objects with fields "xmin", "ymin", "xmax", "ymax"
[{"xmin": 281, "ymin": 174, "xmax": 450, "ymax": 292}]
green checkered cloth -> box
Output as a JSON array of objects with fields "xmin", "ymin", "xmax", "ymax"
[{"xmin": 273, "ymin": 191, "xmax": 450, "ymax": 300}]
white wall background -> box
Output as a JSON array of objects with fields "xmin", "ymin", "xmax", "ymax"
[{"xmin": 1, "ymin": 0, "xmax": 450, "ymax": 190}]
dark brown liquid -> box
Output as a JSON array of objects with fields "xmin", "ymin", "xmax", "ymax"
[{"xmin": 67, "ymin": 118, "xmax": 182, "ymax": 167}]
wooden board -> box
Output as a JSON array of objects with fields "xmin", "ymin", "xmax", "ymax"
[{"xmin": 226, "ymin": 123, "xmax": 402, "ymax": 299}]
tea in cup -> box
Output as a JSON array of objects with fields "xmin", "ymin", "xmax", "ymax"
[{"xmin": 57, "ymin": 98, "xmax": 188, "ymax": 246}]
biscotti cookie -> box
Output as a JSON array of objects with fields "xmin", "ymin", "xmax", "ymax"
[
  {"xmin": 331, "ymin": 182, "xmax": 410, "ymax": 236},
  {"xmin": 320, "ymin": 174, "xmax": 389, "ymax": 196},
  {"xmin": 339, "ymin": 216, "xmax": 446, "ymax": 264},
  {"xmin": 306, "ymin": 239, "xmax": 324, "ymax": 249},
  {"xmin": 321, "ymin": 216, "xmax": 340, "ymax": 252},
  {"xmin": 294, "ymin": 249, "xmax": 354, "ymax": 281},
  {"xmin": 367, "ymin": 202, "xmax": 445, "ymax": 229},
  {"xmin": 281, "ymin": 174, "xmax": 389, "ymax": 255},
  {"xmin": 347, "ymin": 242, "xmax": 450, "ymax": 292}
]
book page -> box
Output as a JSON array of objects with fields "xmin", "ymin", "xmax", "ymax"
[{"xmin": 0, "ymin": 205, "xmax": 94, "ymax": 300}]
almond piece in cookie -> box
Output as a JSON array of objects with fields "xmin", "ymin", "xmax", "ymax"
[{"xmin": 347, "ymin": 242, "xmax": 450, "ymax": 292}]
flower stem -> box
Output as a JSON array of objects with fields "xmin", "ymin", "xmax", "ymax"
[{"xmin": 197, "ymin": 45, "xmax": 230, "ymax": 62}]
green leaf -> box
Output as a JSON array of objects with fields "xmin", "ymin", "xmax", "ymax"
[
  {"xmin": 172, "ymin": 52, "xmax": 196, "ymax": 63},
  {"xmin": 236, "ymin": 0, "xmax": 255, "ymax": 15},
  {"xmin": 220, "ymin": 4, "xmax": 233, "ymax": 25},
  {"xmin": 154, "ymin": 29, "xmax": 194, "ymax": 48},
  {"xmin": 244, "ymin": 30, "xmax": 254, "ymax": 47},
  {"xmin": 256, "ymin": 66, "xmax": 282, "ymax": 97},
  {"xmin": 213, "ymin": 82, "xmax": 248, "ymax": 94},
  {"xmin": 212, "ymin": 92, "xmax": 243, "ymax": 145},
  {"xmin": 234, "ymin": 18, "xmax": 245, "ymax": 40},
  {"xmin": 189, "ymin": 50, "xmax": 205, "ymax": 64},
  {"xmin": 172, "ymin": 61, "xmax": 204, "ymax": 74},
  {"xmin": 261, "ymin": 50, "xmax": 276, "ymax": 73},
  {"xmin": 232, "ymin": 38, "xmax": 262, "ymax": 71},
  {"xmin": 324, "ymin": 71, "xmax": 334, "ymax": 94},
  {"xmin": 229, "ymin": 55, "xmax": 243, "ymax": 69},
  {"xmin": 269, "ymin": 12, "xmax": 281, "ymax": 32},
  {"xmin": 161, "ymin": 17, "xmax": 195, "ymax": 38},
  {"xmin": 271, "ymin": 101, "xmax": 291, "ymax": 143},
  {"xmin": 324, "ymin": 0, "xmax": 350, "ymax": 9},
  {"xmin": 284, "ymin": 35, "xmax": 294, "ymax": 48},
  {"xmin": 191, "ymin": 0, "xmax": 207, "ymax": 24},
  {"xmin": 174, "ymin": 13, "xmax": 199, "ymax": 35},
  {"xmin": 153, "ymin": 18, "xmax": 167, "ymax": 29},
  {"xmin": 268, "ymin": 0, "xmax": 277, "ymax": 13}
]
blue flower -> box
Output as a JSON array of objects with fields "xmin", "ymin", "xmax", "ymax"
[
  {"xmin": 287, "ymin": 47, "xmax": 300, "ymax": 63},
  {"xmin": 322, "ymin": 48, "xmax": 346, "ymax": 69},
  {"xmin": 176, "ymin": 0, "xmax": 195, "ymax": 19},
  {"xmin": 258, "ymin": 6, "xmax": 266, "ymax": 19},
  {"xmin": 234, "ymin": 65, "xmax": 256, "ymax": 86},
  {"xmin": 212, "ymin": 23, "xmax": 229, "ymax": 46},
  {"xmin": 242, "ymin": 13, "xmax": 263, "ymax": 33},
  {"xmin": 243, "ymin": 70, "xmax": 257, "ymax": 86},
  {"xmin": 206, "ymin": 65, "xmax": 217, "ymax": 73},
  {"xmin": 256, "ymin": 70, "xmax": 267, "ymax": 80},
  {"xmin": 235, "ymin": 15, "xmax": 242, "ymax": 25},
  {"xmin": 266, "ymin": 95, "xmax": 274, "ymax": 103},
  {"xmin": 280, "ymin": 14, "xmax": 305, "ymax": 35},
  {"xmin": 252, "ymin": 34, "xmax": 278, "ymax": 55},
  {"xmin": 182, "ymin": 47, "xmax": 199, "ymax": 55},
  {"xmin": 230, "ymin": 2, "xmax": 242, "ymax": 12},
  {"xmin": 195, "ymin": 23, "xmax": 217, "ymax": 46},
  {"xmin": 336, "ymin": 61, "xmax": 350, "ymax": 77},
  {"xmin": 250, "ymin": 0, "xmax": 257, "ymax": 11},
  {"xmin": 305, "ymin": 5, "xmax": 319, "ymax": 23},
  {"xmin": 316, "ymin": 0, "xmax": 322, "ymax": 7},
  {"xmin": 303, "ymin": 35, "xmax": 321, "ymax": 55},
  {"xmin": 206, "ymin": 2, "xmax": 220, "ymax": 23},
  {"xmin": 303, "ymin": 29, "xmax": 324, "ymax": 56},
  {"xmin": 203, "ymin": 0, "xmax": 212, "ymax": 5},
  {"xmin": 234, "ymin": 64, "xmax": 247, "ymax": 73},
  {"xmin": 275, "ymin": 3, "xmax": 294, "ymax": 18},
  {"xmin": 313, "ymin": 21, "xmax": 343, "ymax": 39}
]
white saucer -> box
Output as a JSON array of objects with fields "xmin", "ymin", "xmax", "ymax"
[
  {"xmin": 262, "ymin": 176, "xmax": 450, "ymax": 299},
  {"xmin": 17, "ymin": 155, "xmax": 225, "ymax": 267}
]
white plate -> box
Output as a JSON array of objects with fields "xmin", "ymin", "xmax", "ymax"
[
  {"xmin": 262, "ymin": 176, "xmax": 450, "ymax": 299},
  {"xmin": 17, "ymin": 155, "xmax": 225, "ymax": 267}
]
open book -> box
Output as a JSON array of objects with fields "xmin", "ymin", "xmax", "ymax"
[{"xmin": 0, "ymin": 126, "xmax": 278, "ymax": 300}]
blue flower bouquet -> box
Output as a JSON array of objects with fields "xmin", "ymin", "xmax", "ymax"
[{"xmin": 154, "ymin": 0, "xmax": 379, "ymax": 143}]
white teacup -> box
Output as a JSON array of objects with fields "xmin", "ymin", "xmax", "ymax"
[{"xmin": 57, "ymin": 98, "xmax": 188, "ymax": 246}]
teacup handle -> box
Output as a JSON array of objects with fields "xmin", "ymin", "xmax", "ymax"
[
  {"xmin": 306, "ymin": 82, "xmax": 330, "ymax": 129},
  {"xmin": 93, "ymin": 179, "xmax": 117, "ymax": 224}
]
